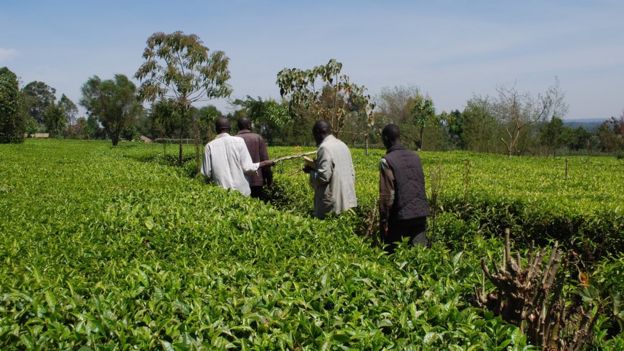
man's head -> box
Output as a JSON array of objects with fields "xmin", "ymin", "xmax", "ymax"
[
  {"xmin": 237, "ymin": 117, "xmax": 251, "ymax": 131},
  {"xmin": 381, "ymin": 123, "xmax": 401, "ymax": 149},
  {"xmin": 215, "ymin": 116, "xmax": 231, "ymax": 134},
  {"xmin": 312, "ymin": 120, "xmax": 332, "ymax": 146}
]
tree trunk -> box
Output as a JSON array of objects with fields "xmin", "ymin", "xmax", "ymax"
[
  {"xmin": 418, "ymin": 125, "xmax": 424, "ymax": 150},
  {"xmin": 178, "ymin": 126, "xmax": 183, "ymax": 166},
  {"xmin": 193, "ymin": 113, "xmax": 201, "ymax": 176},
  {"xmin": 111, "ymin": 127, "xmax": 120, "ymax": 146}
]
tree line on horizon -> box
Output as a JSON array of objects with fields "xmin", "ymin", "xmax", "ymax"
[{"xmin": 2, "ymin": 32, "xmax": 623, "ymax": 157}]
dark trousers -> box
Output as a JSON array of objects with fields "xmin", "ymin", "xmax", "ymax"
[
  {"xmin": 250, "ymin": 186, "xmax": 267, "ymax": 201},
  {"xmin": 383, "ymin": 216, "xmax": 428, "ymax": 252}
]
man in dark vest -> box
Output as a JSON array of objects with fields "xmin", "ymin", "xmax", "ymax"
[
  {"xmin": 379, "ymin": 124, "xmax": 430, "ymax": 252},
  {"xmin": 237, "ymin": 117, "xmax": 273, "ymax": 199}
]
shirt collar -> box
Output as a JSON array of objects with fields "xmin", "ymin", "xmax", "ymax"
[
  {"xmin": 216, "ymin": 132, "xmax": 230, "ymax": 139},
  {"xmin": 387, "ymin": 143, "xmax": 406, "ymax": 154},
  {"xmin": 320, "ymin": 134, "xmax": 335, "ymax": 145},
  {"xmin": 238, "ymin": 129, "xmax": 251, "ymax": 135}
]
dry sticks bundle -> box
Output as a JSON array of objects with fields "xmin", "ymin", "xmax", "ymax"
[
  {"xmin": 476, "ymin": 229, "xmax": 600, "ymax": 350},
  {"xmin": 272, "ymin": 151, "xmax": 317, "ymax": 164}
]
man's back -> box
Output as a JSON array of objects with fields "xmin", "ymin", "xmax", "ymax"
[
  {"xmin": 311, "ymin": 135, "xmax": 357, "ymax": 218},
  {"xmin": 383, "ymin": 145, "xmax": 429, "ymax": 220},
  {"xmin": 237, "ymin": 130, "xmax": 271, "ymax": 187},
  {"xmin": 202, "ymin": 133, "xmax": 257, "ymax": 196}
]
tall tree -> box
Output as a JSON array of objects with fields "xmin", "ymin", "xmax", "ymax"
[
  {"xmin": 43, "ymin": 102, "xmax": 67, "ymax": 137},
  {"xmin": 596, "ymin": 114, "xmax": 624, "ymax": 152},
  {"xmin": 410, "ymin": 94, "xmax": 435, "ymax": 150},
  {"xmin": 0, "ymin": 67, "xmax": 24, "ymax": 143},
  {"xmin": 376, "ymin": 86, "xmax": 446, "ymax": 150},
  {"xmin": 135, "ymin": 31, "xmax": 232, "ymax": 169},
  {"xmin": 376, "ymin": 86, "xmax": 421, "ymax": 125},
  {"xmin": 540, "ymin": 116, "xmax": 565, "ymax": 155},
  {"xmin": 21, "ymin": 81, "xmax": 56, "ymax": 126},
  {"xmin": 462, "ymin": 96, "xmax": 501, "ymax": 153},
  {"xmin": 58, "ymin": 94, "xmax": 78, "ymax": 126},
  {"xmin": 494, "ymin": 80, "xmax": 567, "ymax": 156},
  {"xmin": 276, "ymin": 59, "xmax": 374, "ymax": 138},
  {"xmin": 148, "ymin": 98, "xmax": 183, "ymax": 139},
  {"xmin": 80, "ymin": 75, "xmax": 142, "ymax": 146},
  {"xmin": 441, "ymin": 109, "xmax": 465, "ymax": 149}
]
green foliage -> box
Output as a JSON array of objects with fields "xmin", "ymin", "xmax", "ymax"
[
  {"xmin": 0, "ymin": 66, "xmax": 24, "ymax": 143},
  {"xmin": 233, "ymin": 96, "xmax": 290, "ymax": 144},
  {"xmin": 596, "ymin": 116, "xmax": 624, "ymax": 152},
  {"xmin": 410, "ymin": 94, "xmax": 435, "ymax": 149},
  {"xmin": 539, "ymin": 116, "xmax": 565, "ymax": 155},
  {"xmin": 277, "ymin": 59, "xmax": 374, "ymax": 138},
  {"xmin": 441, "ymin": 109, "xmax": 465, "ymax": 149},
  {"xmin": 375, "ymin": 86, "xmax": 447, "ymax": 151},
  {"xmin": 135, "ymin": 31, "xmax": 232, "ymax": 104},
  {"xmin": 80, "ymin": 74, "xmax": 142, "ymax": 146},
  {"xmin": 58, "ymin": 94, "xmax": 78, "ymax": 126},
  {"xmin": 146, "ymin": 98, "xmax": 184, "ymax": 139},
  {"xmin": 0, "ymin": 140, "xmax": 543, "ymax": 349},
  {"xmin": 194, "ymin": 105, "xmax": 222, "ymax": 143},
  {"xmin": 21, "ymin": 80, "xmax": 56, "ymax": 126},
  {"xmin": 269, "ymin": 147, "xmax": 624, "ymax": 261},
  {"xmin": 135, "ymin": 31, "xmax": 232, "ymax": 166},
  {"xmin": 561, "ymin": 126, "xmax": 593, "ymax": 151},
  {"xmin": 462, "ymin": 96, "xmax": 503, "ymax": 153},
  {"xmin": 1, "ymin": 141, "xmax": 622, "ymax": 349},
  {"xmin": 43, "ymin": 102, "xmax": 67, "ymax": 137}
]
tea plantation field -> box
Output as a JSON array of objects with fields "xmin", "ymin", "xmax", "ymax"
[{"xmin": 1, "ymin": 139, "xmax": 623, "ymax": 349}]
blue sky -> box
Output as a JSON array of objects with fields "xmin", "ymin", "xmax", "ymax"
[{"xmin": 1, "ymin": 0, "xmax": 622, "ymax": 119}]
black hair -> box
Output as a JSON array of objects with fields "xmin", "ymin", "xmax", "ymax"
[
  {"xmin": 215, "ymin": 116, "xmax": 231, "ymax": 133},
  {"xmin": 237, "ymin": 117, "xmax": 251, "ymax": 131},
  {"xmin": 312, "ymin": 120, "xmax": 332, "ymax": 135},
  {"xmin": 382, "ymin": 123, "xmax": 400, "ymax": 142}
]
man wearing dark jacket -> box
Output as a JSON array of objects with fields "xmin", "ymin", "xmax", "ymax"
[
  {"xmin": 237, "ymin": 118, "xmax": 273, "ymax": 199},
  {"xmin": 379, "ymin": 124, "xmax": 430, "ymax": 251}
]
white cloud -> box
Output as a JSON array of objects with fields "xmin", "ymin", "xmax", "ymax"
[{"xmin": 0, "ymin": 48, "xmax": 18, "ymax": 62}]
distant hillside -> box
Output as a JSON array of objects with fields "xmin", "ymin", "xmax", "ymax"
[{"xmin": 563, "ymin": 118, "xmax": 605, "ymax": 131}]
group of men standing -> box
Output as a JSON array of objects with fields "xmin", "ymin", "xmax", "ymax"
[{"xmin": 201, "ymin": 117, "xmax": 429, "ymax": 251}]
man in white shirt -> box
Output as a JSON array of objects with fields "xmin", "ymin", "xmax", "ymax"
[{"xmin": 201, "ymin": 117, "xmax": 274, "ymax": 196}]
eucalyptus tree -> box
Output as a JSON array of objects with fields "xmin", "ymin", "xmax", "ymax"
[
  {"xmin": 135, "ymin": 31, "xmax": 232, "ymax": 168},
  {"xmin": 276, "ymin": 59, "xmax": 374, "ymax": 140},
  {"xmin": 58, "ymin": 94, "xmax": 78, "ymax": 126}
]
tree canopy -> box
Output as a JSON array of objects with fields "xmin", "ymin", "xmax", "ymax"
[
  {"xmin": 0, "ymin": 67, "xmax": 24, "ymax": 143},
  {"xmin": 22, "ymin": 81, "xmax": 56, "ymax": 126},
  {"xmin": 80, "ymin": 74, "xmax": 142, "ymax": 146},
  {"xmin": 135, "ymin": 31, "xmax": 232, "ymax": 166},
  {"xmin": 276, "ymin": 59, "xmax": 374, "ymax": 137}
]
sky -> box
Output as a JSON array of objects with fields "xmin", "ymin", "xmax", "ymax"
[{"xmin": 1, "ymin": 0, "xmax": 623, "ymax": 120}]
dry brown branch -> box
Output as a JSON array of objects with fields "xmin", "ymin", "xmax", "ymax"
[{"xmin": 475, "ymin": 229, "xmax": 600, "ymax": 350}]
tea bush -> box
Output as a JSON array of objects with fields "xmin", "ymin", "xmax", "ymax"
[{"xmin": 1, "ymin": 140, "xmax": 622, "ymax": 349}]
